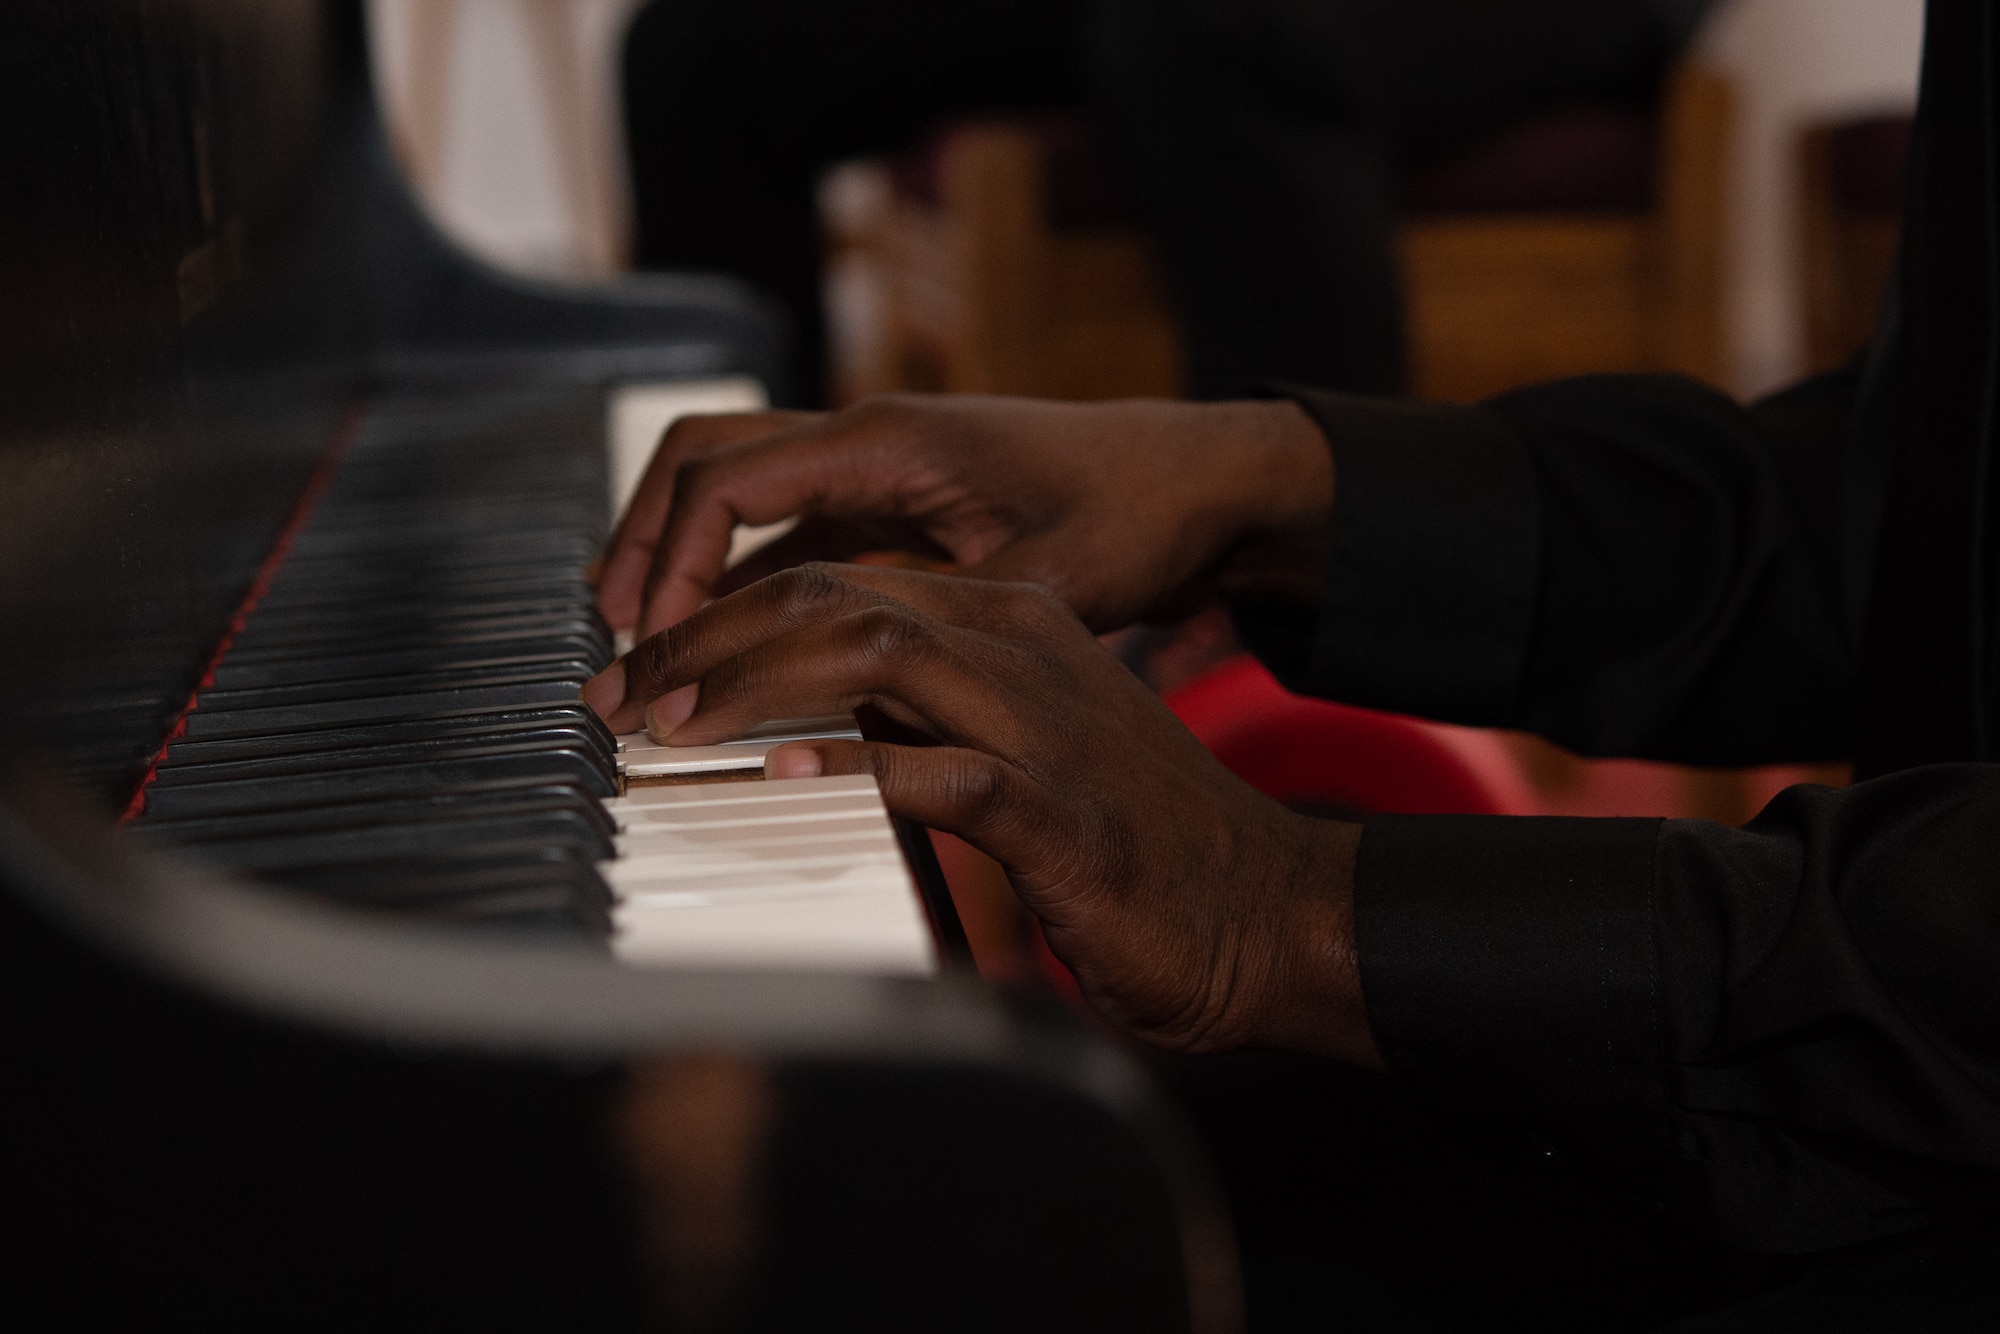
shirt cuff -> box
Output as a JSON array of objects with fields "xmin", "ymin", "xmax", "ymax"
[
  {"xmin": 1282, "ymin": 388, "xmax": 1539, "ymax": 726},
  {"xmin": 1355, "ymin": 813, "xmax": 1673, "ymax": 1161}
]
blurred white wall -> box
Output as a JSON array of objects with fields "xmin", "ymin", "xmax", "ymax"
[
  {"xmin": 372, "ymin": 0, "xmax": 1926, "ymax": 393},
  {"xmin": 368, "ymin": 0, "xmax": 644, "ymax": 278},
  {"xmin": 1700, "ymin": 0, "xmax": 1924, "ymax": 395}
]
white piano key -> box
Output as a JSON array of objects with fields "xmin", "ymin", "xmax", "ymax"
[
  {"xmin": 614, "ymin": 716, "xmax": 862, "ymax": 778},
  {"xmin": 618, "ymin": 822, "xmax": 894, "ymax": 857},
  {"xmin": 616, "ymin": 820, "xmax": 893, "ymax": 855},
  {"xmin": 608, "ymin": 852, "xmax": 900, "ymax": 892},
  {"xmin": 622, "ymin": 746, "xmax": 761, "ymax": 776},
  {"xmin": 608, "ymin": 377, "xmax": 767, "ymax": 517},
  {"xmin": 614, "ymin": 799, "xmax": 886, "ymax": 830},
  {"xmin": 609, "ymin": 782, "xmax": 884, "ymax": 828},
  {"xmin": 618, "ymin": 870, "xmax": 923, "ymax": 912},
  {"xmin": 608, "ymin": 773, "xmax": 879, "ymax": 810},
  {"xmin": 615, "ymin": 811, "xmax": 884, "ymax": 839},
  {"xmin": 616, "ymin": 716, "xmax": 859, "ymax": 753},
  {"xmin": 608, "ymin": 809, "xmax": 908, "ymax": 885},
  {"xmin": 613, "ymin": 888, "xmax": 937, "ymax": 974},
  {"xmin": 602, "ymin": 771, "xmax": 935, "ymax": 976},
  {"xmin": 604, "ymin": 856, "xmax": 912, "ymax": 908}
]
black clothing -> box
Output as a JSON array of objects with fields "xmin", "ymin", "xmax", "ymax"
[
  {"xmin": 622, "ymin": 0, "xmax": 1700, "ymax": 403},
  {"xmin": 1245, "ymin": 0, "xmax": 2000, "ymax": 1259}
]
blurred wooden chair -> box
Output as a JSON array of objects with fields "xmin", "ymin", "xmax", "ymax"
[
  {"xmin": 823, "ymin": 64, "xmax": 1733, "ymax": 404},
  {"xmin": 1798, "ymin": 113, "xmax": 1912, "ymax": 374},
  {"xmin": 822, "ymin": 114, "xmax": 1179, "ymax": 402}
]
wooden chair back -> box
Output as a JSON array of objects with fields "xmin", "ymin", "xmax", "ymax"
[{"xmin": 825, "ymin": 63, "xmax": 1735, "ymax": 404}]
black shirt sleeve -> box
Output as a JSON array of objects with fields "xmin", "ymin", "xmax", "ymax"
[
  {"xmin": 1230, "ymin": 0, "xmax": 2000, "ymax": 1257},
  {"xmin": 1357, "ymin": 767, "xmax": 2000, "ymax": 1253},
  {"xmin": 1228, "ymin": 371, "xmax": 2000, "ymax": 1251},
  {"xmin": 1251, "ymin": 370, "xmax": 1862, "ymax": 766}
]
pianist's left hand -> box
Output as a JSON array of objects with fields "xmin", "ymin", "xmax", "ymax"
[
  {"xmin": 585, "ymin": 561, "xmax": 1385, "ymax": 1070},
  {"xmin": 591, "ymin": 394, "xmax": 1332, "ymax": 641}
]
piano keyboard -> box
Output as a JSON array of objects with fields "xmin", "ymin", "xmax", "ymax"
[{"xmin": 123, "ymin": 385, "xmax": 954, "ymax": 976}]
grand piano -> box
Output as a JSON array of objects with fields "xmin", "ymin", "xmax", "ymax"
[{"xmin": 0, "ymin": 3, "xmax": 1237, "ymax": 1326}]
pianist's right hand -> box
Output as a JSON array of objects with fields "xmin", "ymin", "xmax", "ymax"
[
  {"xmin": 585, "ymin": 561, "xmax": 1385, "ymax": 1071},
  {"xmin": 594, "ymin": 394, "xmax": 1334, "ymax": 640}
]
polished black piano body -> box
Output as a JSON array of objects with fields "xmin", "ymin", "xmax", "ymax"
[
  {"xmin": 0, "ymin": 4, "xmax": 1232, "ymax": 1326},
  {"xmin": 0, "ymin": 0, "xmax": 781, "ymax": 804}
]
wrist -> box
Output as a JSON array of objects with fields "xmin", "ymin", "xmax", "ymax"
[
  {"xmin": 1249, "ymin": 399, "xmax": 1337, "ymax": 533},
  {"xmin": 1232, "ymin": 812, "xmax": 1383, "ymax": 1069},
  {"xmin": 1189, "ymin": 399, "xmax": 1333, "ymax": 536},
  {"xmin": 1206, "ymin": 400, "xmax": 1336, "ymax": 610}
]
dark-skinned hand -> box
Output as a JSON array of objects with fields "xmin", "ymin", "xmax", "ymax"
[
  {"xmin": 583, "ymin": 562, "xmax": 1382, "ymax": 1068},
  {"xmin": 592, "ymin": 394, "xmax": 1335, "ymax": 640}
]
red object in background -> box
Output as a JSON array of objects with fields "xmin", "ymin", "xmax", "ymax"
[{"xmin": 1163, "ymin": 654, "xmax": 1538, "ymax": 817}]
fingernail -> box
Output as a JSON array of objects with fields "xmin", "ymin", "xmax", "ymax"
[
  {"xmin": 765, "ymin": 745, "xmax": 823, "ymax": 780},
  {"xmin": 581, "ymin": 661, "xmax": 625, "ymax": 719},
  {"xmin": 643, "ymin": 684, "xmax": 699, "ymax": 742}
]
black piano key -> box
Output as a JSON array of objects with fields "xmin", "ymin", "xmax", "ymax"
[
  {"xmin": 190, "ymin": 660, "xmax": 594, "ymax": 713},
  {"xmin": 280, "ymin": 868, "xmax": 608, "ymax": 940},
  {"xmin": 273, "ymin": 540, "xmax": 597, "ymax": 572},
  {"xmin": 235, "ymin": 595, "xmax": 597, "ymax": 633},
  {"xmin": 275, "ymin": 536, "xmax": 599, "ymax": 573},
  {"xmin": 246, "ymin": 589, "xmax": 596, "ymax": 627},
  {"xmin": 255, "ymin": 570, "xmax": 595, "ymax": 611},
  {"xmin": 128, "ymin": 791, "xmax": 617, "ymax": 869},
  {"xmin": 119, "ymin": 383, "xmax": 639, "ymax": 935},
  {"xmin": 140, "ymin": 750, "xmax": 615, "ymax": 820},
  {"xmin": 177, "ymin": 679, "xmax": 594, "ymax": 742},
  {"xmin": 255, "ymin": 564, "xmax": 593, "ymax": 601},
  {"xmin": 208, "ymin": 640, "xmax": 608, "ymax": 691},
  {"xmin": 282, "ymin": 847, "xmax": 611, "ymax": 897},
  {"xmin": 219, "ymin": 847, "xmax": 614, "ymax": 936},
  {"xmin": 142, "ymin": 812, "xmax": 613, "ymax": 878},
  {"xmin": 217, "ymin": 620, "xmax": 611, "ymax": 667},
  {"xmin": 226, "ymin": 611, "xmax": 611, "ymax": 659},
  {"xmin": 157, "ymin": 705, "xmax": 617, "ymax": 769},
  {"xmin": 134, "ymin": 779, "xmax": 616, "ymax": 841},
  {"xmin": 149, "ymin": 732, "xmax": 612, "ymax": 796},
  {"xmin": 268, "ymin": 532, "xmax": 593, "ymax": 564}
]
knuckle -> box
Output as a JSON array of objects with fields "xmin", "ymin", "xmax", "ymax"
[
  {"xmin": 852, "ymin": 605, "xmax": 930, "ymax": 663},
  {"xmin": 665, "ymin": 452, "xmax": 719, "ymax": 504},
  {"xmin": 1005, "ymin": 581, "xmax": 1072, "ymax": 629},
  {"xmin": 697, "ymin": 648, "xmax": 761, "ymax": 704},
  {"xmin": 624, "ymin": 630, "xmax": 676, "ymax": 691},
  {"xmin": 768, "ymin": 562, "xmax": 848, "ymax": 617},
  {"xmin": 947, "ymin": 758, "xmax": 1012, "ymax": 831},
  {"xmin": 659, "ymin": 412, "xmax": 724, "ymax": 452},
  {"xmin": 855, "ymin": 741, "xmax": 896, "ymax": 783},
  {"xmin": 838, "ymin": 393, "xmax": 940, "ymax": 444},
  {"xmin": 982, "ymin": 583, "xmax": 1079, "ymax": 674},
  {"xmin": 846, "ymin": 393, "xmax": 914, "ymax": 424}
]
